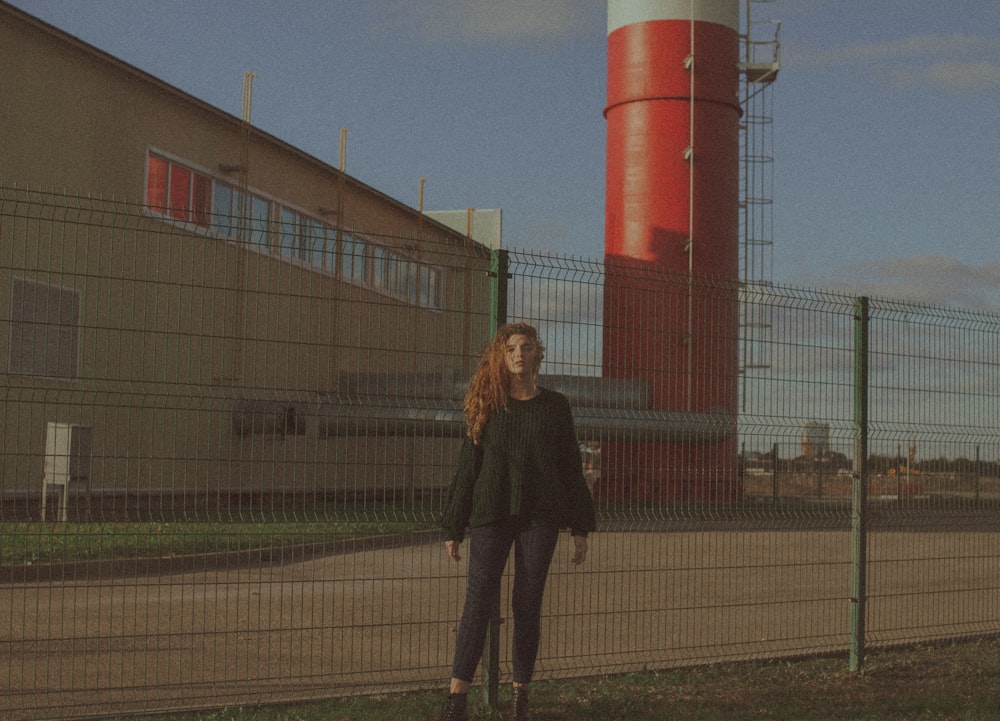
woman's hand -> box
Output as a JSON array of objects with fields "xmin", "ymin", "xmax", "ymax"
[
  {"xmin": 571, "ymin": 535, "xmax": 588, "ymax": 565},
  {"xmin": 445, "ymin": 540, "xmax": 462, "ymax": 562}
]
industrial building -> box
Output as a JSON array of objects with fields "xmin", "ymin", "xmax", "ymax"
[
  {"xmin": 0, "ymin": 2, "xmax": 493, "ymax": 513},
  {"xmin": 1, "ymin": 0, "xmax": 781, "ymax": 515}
]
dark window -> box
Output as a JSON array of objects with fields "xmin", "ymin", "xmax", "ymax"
[{"xmin": 8, "ymin": 277, "xmax": 81, "ymax": 380}]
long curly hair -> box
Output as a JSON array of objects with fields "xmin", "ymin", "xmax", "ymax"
[{"xmin": 464, "ymin": 322, "xmax": 545, "ymax": 444}]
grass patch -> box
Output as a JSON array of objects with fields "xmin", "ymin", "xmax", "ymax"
[
  {"xmin": 104, "ymin": 636, "xmax": 1000, "ymax": 721},
  {"xmin": 0, "ymin": 520, "xmax": 430, "ymax": 565}
]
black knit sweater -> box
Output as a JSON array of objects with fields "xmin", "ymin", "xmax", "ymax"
[{"xmin": 440, "ymin": 387, "xmax": 597, "ymax": 543}]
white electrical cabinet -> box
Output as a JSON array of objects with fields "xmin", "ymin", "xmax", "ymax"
[{"xmin": 41, "ymin": 422, "xmax": 92, "ymax": 522}]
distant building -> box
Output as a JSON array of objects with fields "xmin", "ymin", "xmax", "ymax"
[{"xmin": 801, "ymin": 422, "xmax": 830, "ymax": 459}]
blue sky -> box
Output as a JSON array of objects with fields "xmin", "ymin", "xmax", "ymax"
[{"xmin": 10, "ymin": 0, "xmax": 1000, "ymax": 310}]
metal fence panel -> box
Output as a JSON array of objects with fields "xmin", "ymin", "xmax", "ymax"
[
  {"xmin": 863, "ymin": 299, "xmax": 1000, "ymax": 647},
  {"xmin": 1, "ymin": 187, "xmax": 998, "ymax": 720}
]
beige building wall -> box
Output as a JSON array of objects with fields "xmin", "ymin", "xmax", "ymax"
[{"xmin": 0, "ymin": 5, "xmax": 491, "ymax": 505}]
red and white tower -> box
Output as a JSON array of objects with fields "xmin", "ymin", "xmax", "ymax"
[{"xmin": 602, "ymin": 0, "xmax": 741, "ymax": 501}]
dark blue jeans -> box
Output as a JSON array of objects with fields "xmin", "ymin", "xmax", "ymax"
[{"xmin": 451, "ymin": 519, "xmax": 560, "ymax": 685}]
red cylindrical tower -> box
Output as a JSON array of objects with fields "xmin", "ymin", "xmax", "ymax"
[{"xmin": 601, "ymin": 0, "xmax": 740, "ymax": 501}]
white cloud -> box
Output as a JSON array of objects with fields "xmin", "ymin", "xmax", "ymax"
[
  {"xmin": 922, "ymin": 61, "xmax": 1000, "ymax": 94},
  {"xmin": 805, "ymin": 33, "xmax": 999, "ymax": 65},
  {"xmin": 794, "ymin": 33, "xmax": 1000, "ymax": 94},
  {"xmin": 803, "ymin": 255, "xmax": 1000, "ymax": 312},
  {"xmin": 373, "ymin": 0, "xmax": 604, "ymax": 47}
]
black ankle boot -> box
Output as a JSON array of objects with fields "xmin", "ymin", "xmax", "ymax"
[
  {"xmin": 440, "ymin": 692, "xmax": 468, "ymax": 721},
  {"xmin": 511, "ymin": 686, "xmax": 531, "ymax": 721}
]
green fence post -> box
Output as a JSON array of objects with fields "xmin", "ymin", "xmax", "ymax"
[
  {"xmin": 771, "ymin": 442, "xmax": 779, "ymax": 504},
  {"xmin": 975, "ymin": 446, "xmax": 981, "ymax": 503},
  {"xmin": 850, "ymin": 296, "xmax": 870, "ymax": 672},
  {"xmin": 482, "ymin": 248, "xmax": 509, "ymax": 710},
  {"xmin": 489, "ymin": 248, "xmax": 509, "ymax": 333}
]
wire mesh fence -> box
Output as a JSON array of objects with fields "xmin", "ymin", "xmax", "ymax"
[{"xmin": 1, "ymin": 187, "xmax": 998, "ymax": 720}]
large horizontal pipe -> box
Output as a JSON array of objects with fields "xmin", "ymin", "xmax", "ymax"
[
  {"xmin": 332, "ymin": 372, "xmax": 652, "ymax": 408},
  {"xmin": 315, "ymin": 401, "xmax": 734, "ymax": 443},
  {"xmin": 234, "ymin": 374, "xmax": 735, "ymax": 443}
]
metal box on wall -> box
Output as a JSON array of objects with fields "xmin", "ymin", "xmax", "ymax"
[{"xmin": 42, "ymin": 422, "xmax": 92, "ymax": 521}]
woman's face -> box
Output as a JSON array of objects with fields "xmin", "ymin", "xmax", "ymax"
[{"xmin": 504, "ymin": 333, "xmax": 539, "ymax": 379}]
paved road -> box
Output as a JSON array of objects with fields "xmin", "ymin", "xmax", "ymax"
[{"xmin": 3, "ymin": 529, "xmax": 998, "ymax": 720}]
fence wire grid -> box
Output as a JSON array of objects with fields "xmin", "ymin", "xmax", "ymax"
[{"xmin": 1, "ymin": 187, "xmax": 998, "ymax": 720}]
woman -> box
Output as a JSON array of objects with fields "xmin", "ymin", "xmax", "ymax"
[{"xmin": 439, "ymin": 322, "xmax": 596, "ymax": 721}]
